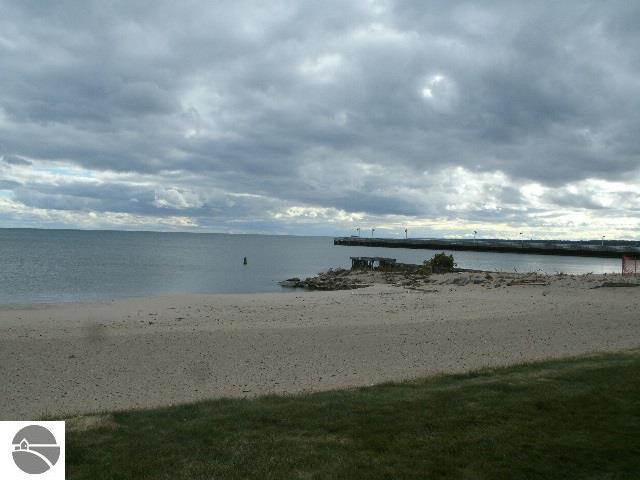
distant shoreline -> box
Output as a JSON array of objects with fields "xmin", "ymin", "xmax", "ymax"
[{"xmin": 0, "ymin": 226, "xmax": 333, "ymax": 238}]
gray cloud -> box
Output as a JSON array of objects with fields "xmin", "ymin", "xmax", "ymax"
[
  {"xmin": 1, "ymin": 155, "xmax": 31, "ymax": 166},
  {"xmin": 1, "ymin": 1, "xmax": 639, "ymax": 236}
]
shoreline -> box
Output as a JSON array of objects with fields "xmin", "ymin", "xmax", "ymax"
[
  {"xmin": 2, "ymin": 271, "xmax": 640, "ymax": 419},
  {"xmin": 0, "ymin": 288, "xmax": 299, "ymax": 310},
  {"xmin": 1, "ymin": 264, "xmax": 627, "ymax": 307}
]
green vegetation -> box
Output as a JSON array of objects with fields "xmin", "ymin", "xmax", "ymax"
[
  {"xmin": 426, "ymin": 252, "xmax": 456, "ymax": 273},
  {"xmin": 66, "ymin": 350, "xmax": 640, "ymax": 479}
]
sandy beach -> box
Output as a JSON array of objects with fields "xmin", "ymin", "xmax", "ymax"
[{"xmin": 1, "ymin": 271, "xmax": 639, "ymax": 419}]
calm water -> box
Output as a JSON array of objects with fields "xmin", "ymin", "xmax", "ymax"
[{"xmin": 0, "ymin": 229, "xmax": 621, "ymax": 304}]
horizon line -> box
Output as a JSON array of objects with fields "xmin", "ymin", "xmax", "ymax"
[{"xmin": 0, "ymin": 226, "xmax": 638, "ymax": 244}]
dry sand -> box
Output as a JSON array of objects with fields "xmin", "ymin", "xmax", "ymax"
[{"xmin": 1, "ymin": 271, "xmax": 639, "ymax": 419}]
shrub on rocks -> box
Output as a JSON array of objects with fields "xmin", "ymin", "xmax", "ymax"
[{"xmin": 425, "ymin": 252, "xmax": 456, "ymax": 273}]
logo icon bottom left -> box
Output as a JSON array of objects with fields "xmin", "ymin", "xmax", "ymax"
[{"xmin": 12, "ymin": 425, "xmax": 61, "ymax": 474}]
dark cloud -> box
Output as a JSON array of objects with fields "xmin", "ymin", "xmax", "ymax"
[
  {"xmin": 1, "ymin": 155, "xmax": 31, "ymax": 166},
  {"xmin": 543, "ymin": 191, "xmax": 605, "ymax": 210},
  {"xmin": 0, "ymin": 180, "xmax": 21, "ymax": 190},
  {"xmin": 0, "ymin": 1, "xmax": 639, "ymax": 235}
]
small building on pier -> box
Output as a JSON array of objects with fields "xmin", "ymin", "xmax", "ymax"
[{"xmin": 350, "ymin": 256, "xmax": 396, "ymax": 270}]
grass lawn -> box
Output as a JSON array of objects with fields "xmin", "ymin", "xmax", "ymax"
[{"xmin": 65, "ymin": 350, "xmax": 640, "ymax": 479}]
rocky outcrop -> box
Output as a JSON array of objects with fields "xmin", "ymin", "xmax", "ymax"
[{"xmin": 279, "ymin": 268, "xmax": 372, "ymax": 291}]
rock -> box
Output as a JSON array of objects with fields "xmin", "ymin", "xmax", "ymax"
[
  {"xmin": 279, "ymin": 271, "xmax": 370, "ymax": 291},
  {"xmin": 593, "ymin": 282, "xmax": 639, "ymax": 289}
]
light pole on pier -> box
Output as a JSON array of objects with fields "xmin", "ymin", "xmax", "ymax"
[
  {"xmin": 371, "ymin": 228, "xmax": 376, "ymax": 238},
  {"xmin": 602, "ymin": 235, "xmax": 605, "ymax": 247},
  {"xmin": 405, "ymin": 228, "xmax": 408, "ymax": 239},
  {"xmin": 356, "ymin": 227, "xmax": 360, "ymax": 237},
  {"xmin": 520, "ymin": 232, "xmax": 524, "ymax": 247},
  {"xmin": 473, "ymin": 230, "xmax": 477, "ymax": 247}
]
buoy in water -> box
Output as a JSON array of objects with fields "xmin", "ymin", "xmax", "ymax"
[{"xmin": 243, "ymin": 256, "xmax": 247, "ymax": 265}]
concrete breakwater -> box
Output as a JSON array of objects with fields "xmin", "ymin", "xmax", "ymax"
[{"xmin": 334, "ymin": 237, "xmax": 640, "ymax": 259}]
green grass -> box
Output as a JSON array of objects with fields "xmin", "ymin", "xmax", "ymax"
[{"xmin": 66, "ymin": 350, "xmax": 640, "ymax": 479}]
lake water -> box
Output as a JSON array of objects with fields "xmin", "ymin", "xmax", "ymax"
[{"xmin": 0, "ymin": 229, "xmax": 621, "ymax": 304}]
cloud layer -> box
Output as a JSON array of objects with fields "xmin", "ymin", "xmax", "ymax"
[{"xmin": 1, "ymin": 0, "xmax": 639, "ymax": 238}]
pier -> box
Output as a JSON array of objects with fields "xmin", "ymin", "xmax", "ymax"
[{"xmin": 334, "ymin": 237, "xmax": 640, "ymax": 259}]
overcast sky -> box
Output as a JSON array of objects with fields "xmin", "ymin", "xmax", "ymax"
[{"xmin": 1, "ymin": 1, "xmax": 639, "ymax": 238}]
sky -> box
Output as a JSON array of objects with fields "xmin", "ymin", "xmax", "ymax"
[{"xmin": 1, "ymin": 1, "xmax": 639, "ymax": 239}]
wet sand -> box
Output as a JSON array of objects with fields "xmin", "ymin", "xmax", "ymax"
[{"xmin": 1, "ymin": 271, "xmax": 639, "ymax": 419}]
